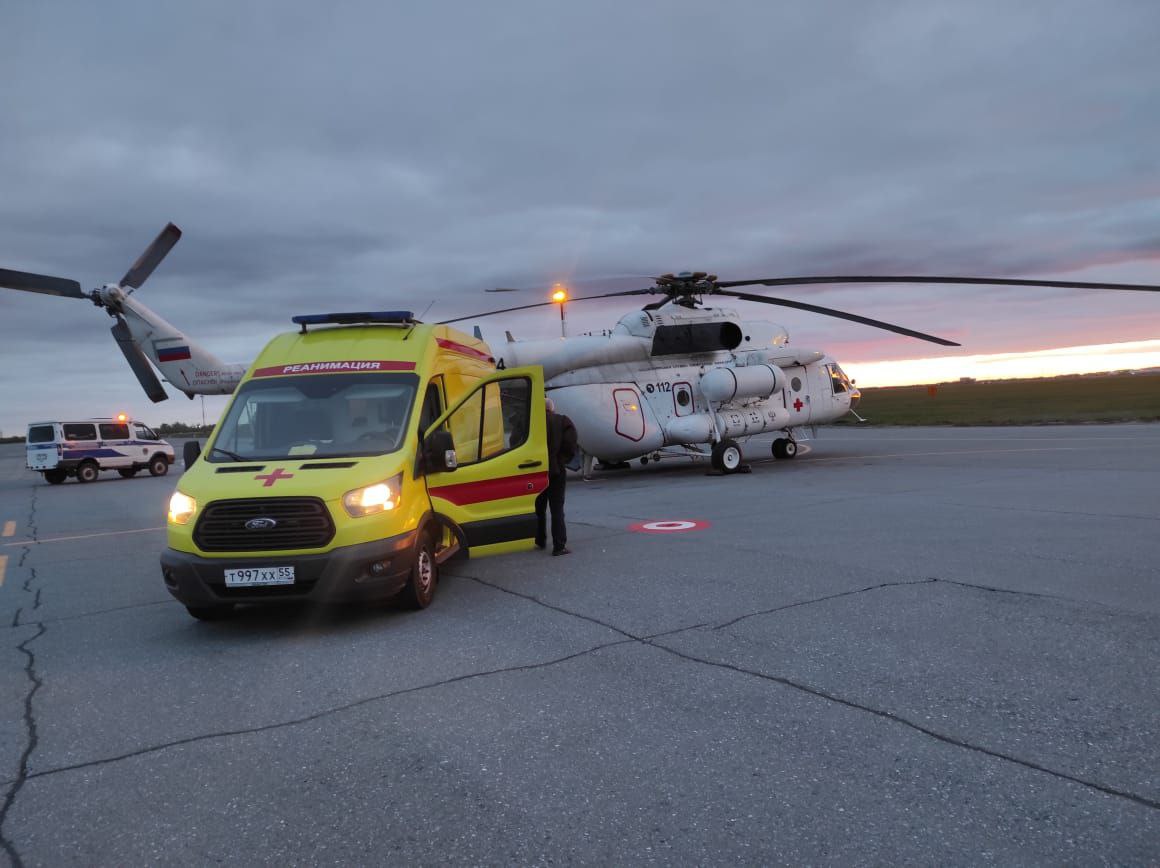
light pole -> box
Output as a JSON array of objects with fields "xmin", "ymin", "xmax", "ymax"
[{"xmin": 551, "ymin": 284, "xmax": 568, "ymax": 338}]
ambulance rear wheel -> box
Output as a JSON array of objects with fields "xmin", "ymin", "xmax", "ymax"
[
  {"xmin": 185, "ymin": 603, "xmax": 235, "ymax": 621},
  {"xmin": 43, "ymin": 470, "xmax": 66, "ymax": 485},
  {"xmin": 148, "ymin": 455, "xmax": 169, "ymax": 477},
  {"xmin": 399, "ymin": 535, "xmax": 438, "ymax": 609},
  {"xmin": 76, "ymin": 462, "xmax": 99, "ymax": 484},
  {"xmin": 711, "ymin": 439, "xmax": 743, "ymax": 474},
  {"xmin": 118, "ymin": 468, "xmax": 138, "ymax": 478}
]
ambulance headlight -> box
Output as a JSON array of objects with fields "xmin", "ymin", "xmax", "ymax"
[
  {"xmin": 343, "ymin": 475, "xmax": 401, "ymax": 517},
  {"xmin": 168, "ymin": 491, "xmax": 197, "ymax": 525}
]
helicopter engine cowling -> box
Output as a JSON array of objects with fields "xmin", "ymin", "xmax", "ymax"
[{"xmin": 699, "ymin": 364, "xmax": 787, "ymax": 403}]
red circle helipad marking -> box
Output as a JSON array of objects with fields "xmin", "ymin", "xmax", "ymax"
[{"xmin": 628, "ymin": 520, "xmax": 711, "ymax": 533}]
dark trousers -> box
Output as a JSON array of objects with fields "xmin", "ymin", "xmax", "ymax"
[{"xmin": 535, "ymin": 473, "xmax": 567, "ymax": 550}]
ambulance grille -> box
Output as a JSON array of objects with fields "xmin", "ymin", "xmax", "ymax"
[{"xmin": 194, "ymin": 497, "xmax": 335, "ymax": 552}]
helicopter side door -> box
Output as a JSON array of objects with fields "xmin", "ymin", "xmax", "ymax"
[{"xmin": 784, "ymin": 366, "xmax": 813, "ymax": 424}]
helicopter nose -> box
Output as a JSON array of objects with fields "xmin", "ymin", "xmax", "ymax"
[{"xmin": 849, "ymin": 388, "xmax": 861, "ymax": 410}]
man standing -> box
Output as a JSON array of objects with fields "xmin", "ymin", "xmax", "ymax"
[{"xmin": 535, "ymin": 397, "xmax": 578, "ymax": 556}]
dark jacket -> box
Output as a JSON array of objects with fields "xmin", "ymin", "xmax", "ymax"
[{"xmin": 546, "ymin": 410, "xmax": 578, "ymax": 477}]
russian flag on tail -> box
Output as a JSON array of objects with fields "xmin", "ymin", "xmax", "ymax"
[{"xmin": 157, "ymin": 345, "xmax": 192, "ymax": 362}]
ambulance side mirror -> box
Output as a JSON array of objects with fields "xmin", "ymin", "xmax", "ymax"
[
  {"xmin": 183, "ymin": 440, "xmax": 202, "ymax": 470},
  {"xmin": 424, "ymin": 430, "xmax": 457, "ymax": 473}
]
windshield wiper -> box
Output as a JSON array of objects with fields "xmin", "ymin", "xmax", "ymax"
[{"xmin": 209, "ymin": 446, "xmax": 249, "ymax": 462}]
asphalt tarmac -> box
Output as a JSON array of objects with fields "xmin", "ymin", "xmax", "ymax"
[{"xmin": 0, "ymin": 425, "xmax": 1157, "ymax": 866}]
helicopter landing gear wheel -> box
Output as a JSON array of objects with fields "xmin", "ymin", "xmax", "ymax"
[
  {"xmin": 772, "ymin": 438, "xmax": 798, "ymax": 460},
  {"xmin": 711, "ymin": 439, "xmax": 743, "ymax": 474}
]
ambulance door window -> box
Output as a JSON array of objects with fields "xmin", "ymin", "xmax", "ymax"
[
  {"xmin": 494, "ymin": 378, "xmax": 530, "ymax": 452},
  {"xmin": 134, "ymin": 424, "xmax": 158, "ymax": 441},
  {"xmin": 444, "ymin": 388, "xmax": 484, "ymax": 465},
  {"xmin": 440, "ymin": 376, "xmax": 533, "ymax": 466}
]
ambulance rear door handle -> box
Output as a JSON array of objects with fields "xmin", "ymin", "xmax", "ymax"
[{"xmin": 518, "ymin": 460, "xmax": 542, "ymax": 469}]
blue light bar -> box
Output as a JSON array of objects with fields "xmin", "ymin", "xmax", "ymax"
[{"xmin": 292, "ymin": 311, "xmax": 416, "ymax": 327}]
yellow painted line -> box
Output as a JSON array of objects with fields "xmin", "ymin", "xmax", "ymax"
[
  {"xmin": 2, "ymin": 521, "xmax": 14, "ymax": 537},
  {"xmin": 2, "ymin": 526, "xmax": 166, "ymax": 548},
  {"xmin": 0, "ymin": 555, "xmax": 7, "ymax": 587}
]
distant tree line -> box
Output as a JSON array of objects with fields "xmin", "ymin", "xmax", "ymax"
[{"xmin": 155, "ymin": 421, "xmax": 215, "ymax": 437}]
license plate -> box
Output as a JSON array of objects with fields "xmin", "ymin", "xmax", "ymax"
[{"xmin": 224, "ymin": 566, "xmax": 295, "ymax": 587}]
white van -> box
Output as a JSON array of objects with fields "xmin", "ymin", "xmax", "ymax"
[{"xmin": 26, "ymin": 418, "xmax": 176, "ymax": 484}]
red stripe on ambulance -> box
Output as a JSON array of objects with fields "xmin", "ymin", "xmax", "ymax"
[{"xmin": 428, "ymin": 472, "xmax": 548, "ymax": 506}]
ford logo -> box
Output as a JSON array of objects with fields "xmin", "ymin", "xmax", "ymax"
[{"xmin": 245, "ymin": 517, "xmax": 278, "ymax": 531}]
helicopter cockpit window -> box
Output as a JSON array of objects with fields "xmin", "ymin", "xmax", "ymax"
[
  {"xmin": 828, "ymin": 364, "xmax": 849, "ymax": 394},
  {"xmin": 208, "ymin": 372, "xmax": 419, "ymax": 461}
]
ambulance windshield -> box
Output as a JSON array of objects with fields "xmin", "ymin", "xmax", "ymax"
[{"xmin": 208, "ymin": 372, "xmax": 419, "ymax": 461}]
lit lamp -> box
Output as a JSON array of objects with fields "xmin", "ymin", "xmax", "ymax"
[{"xmin": 551, "ymin": 284, "xmax": 569, "ymax": 338}]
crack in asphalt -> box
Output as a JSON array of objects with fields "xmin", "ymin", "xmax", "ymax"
[
  {"xmin": 1, "ymin": 488, "xmax": 43, "ymax": 868},
  {"xmin": 645, "ymin": 637, "xmax": 1160, "ymax": 812},
  {"xmin": 712, "ymin": 578, "xmax": 938, "ymax": 630},
  {"xmin": 458, "ymin": 571, "xmax": 1160, "ymax": 813},
  {"xmin": 4, "ymin": 638, "xmax": 635, "ymax": 788}
]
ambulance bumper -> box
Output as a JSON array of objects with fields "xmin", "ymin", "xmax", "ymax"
[{"xmin": 161, "ymin": 530, "xmax": 419, "ymax": 606}]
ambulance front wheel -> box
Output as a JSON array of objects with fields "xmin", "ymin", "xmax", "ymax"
[
  {"xmin": 76, "ymin": 462, "xmax": 99, "ymax": 484},
  {"xmin": 399, "ymin": 534, "xmax": 438, "ymax": 610},
  {"xmin": 148, "ymin": 455, "xmax": 170, "ymax": 477},
  {"xmin": 43, "ymin": 470, "xmax": 66, "ymax": 485}
]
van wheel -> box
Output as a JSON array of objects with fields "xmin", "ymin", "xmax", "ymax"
[
  {"xmin": 148, "ymin": 455, "xmax": 169, "ymax": 477},
  {"xmin": 185, "ymin": 604, "xmax": 235, "ymax": 621},
  {"xmin": 399, "ymin": 535, "xmax": 438, "ymax": 609},
  {"xmin": 118, "ymin": 468, "xmax": 138, "ymax": 478},
  {"xmin": 43, "ymin": 470, "xmax": 66, "ymax": 485},
  {"xmin": 76, "ymin": 462, "xmax": 99, "ymax": 484}
]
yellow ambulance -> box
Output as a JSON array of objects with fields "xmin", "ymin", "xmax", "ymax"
[{"xmin": 161, "ymin": 311, "xmax": 549, "ymax": 620}]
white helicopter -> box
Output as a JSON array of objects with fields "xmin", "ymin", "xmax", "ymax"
[
  {"xmin": 3, "ymin": 225, "xmax": 1157, "ymax": 476},
  {"xmin": 443, "ymin": 269, "xmax": 1160, "ymax": 475}
]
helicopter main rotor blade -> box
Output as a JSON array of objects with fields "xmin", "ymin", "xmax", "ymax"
[
  {"xmin": 438, "ymin": 289, "xmax": 653, "ymax": 325},
  {"xmin": 716, "ymin": 289, "xmax": 961, "ymax": 346},
  {"xmin": 120, "ymin": 222, "xmax": 182, "ymax": 290},
  {"xmin": 716, "ymin": 275, "xmax": 1160, "ymax": 292},
  {"xmin": 0, "ymin": 268, "xmax": 86, "ymax": 298}
]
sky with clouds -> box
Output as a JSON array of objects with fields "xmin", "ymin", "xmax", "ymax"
[{"xmin": 2, "ymin": 0, "xmax": 1158, "ymax": 434}]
